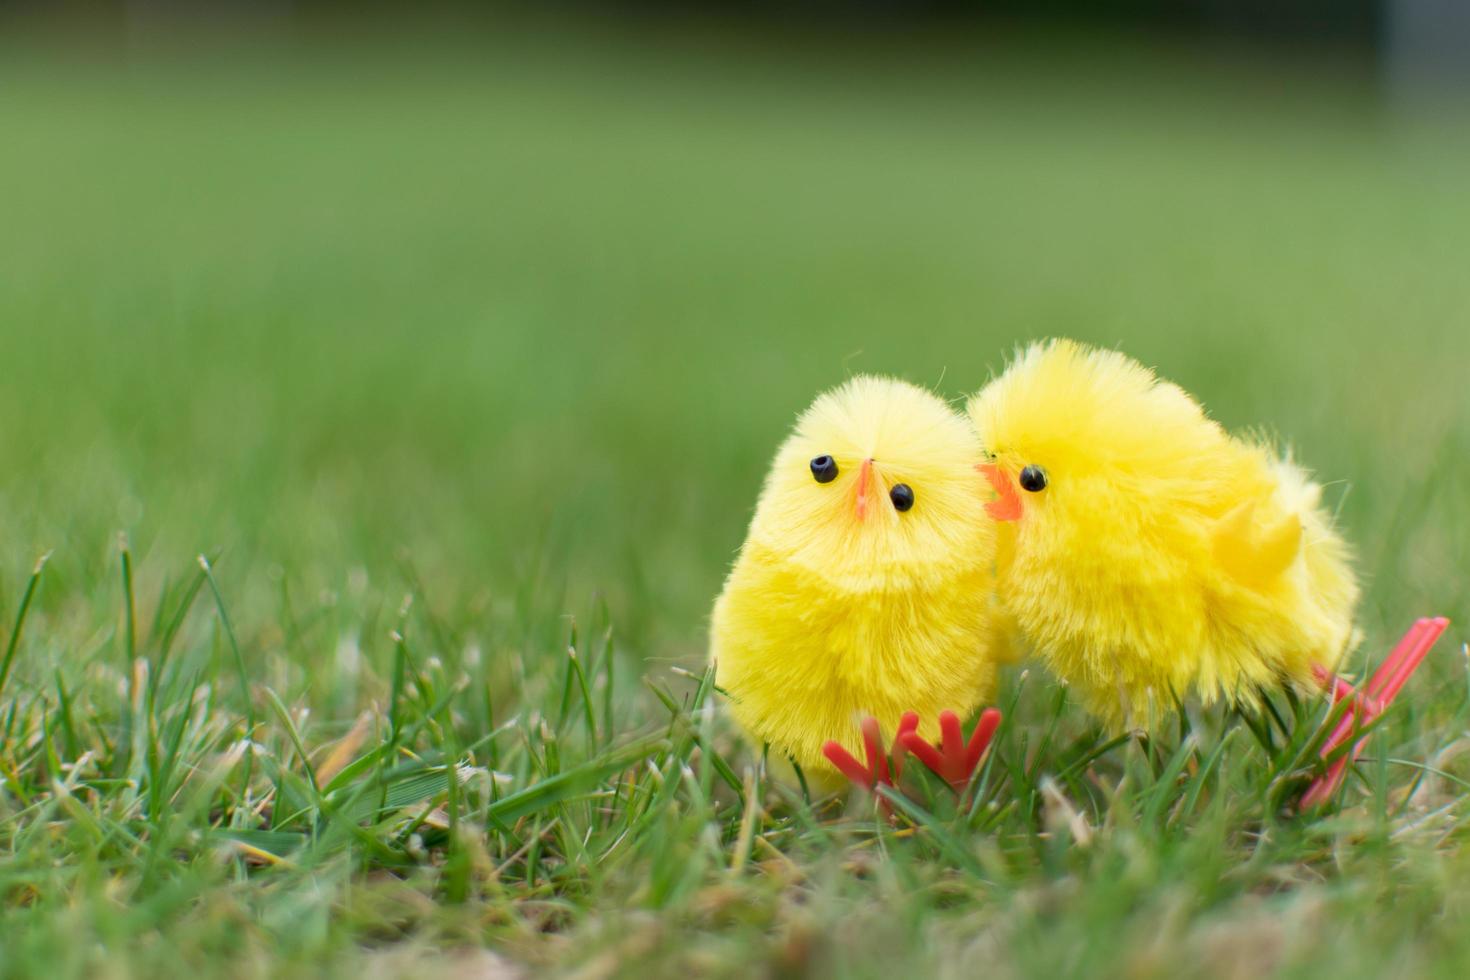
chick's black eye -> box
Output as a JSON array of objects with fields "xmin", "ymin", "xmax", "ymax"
[
  {"xmin": 1019, "ymin": 465, "xmax": 1048, "ymax": 493},
  {"xmin": 889, "ymin": 483, "xmax": 914, "ymax": 512},
  {"xmin": 810, "ymin": 455, "xmax": 838, "ymax": 484}
]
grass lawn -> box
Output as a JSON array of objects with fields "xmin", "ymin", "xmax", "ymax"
[{"xmin": 2, "ymin": 23, "xmax": 1469, "ymax": 978}]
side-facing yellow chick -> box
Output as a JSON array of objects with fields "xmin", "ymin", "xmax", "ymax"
[
  {"xmin": 967, "ymin": 339, "xmax": 1360, "ymax": 728},
  {"xmin": 711, "ymin": 376, "xmax": 999, "ymax": 782}
]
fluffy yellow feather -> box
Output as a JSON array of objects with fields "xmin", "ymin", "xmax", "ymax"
[
  {"xmin": 711, "ymin": 376, "xmax": 999, "ymax": 780},
  {"xmin": 968, "ymin": 339, "xmax": 1359, "ymax": 728}
]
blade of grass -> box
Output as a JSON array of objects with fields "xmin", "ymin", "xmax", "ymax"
[
  {"xmin": 487, "ymin": 732, "xmax": 668, "ymax": 827},
  {"xmin": 0, "ymin": 552, "xmax": 50, "ymax": 703},
  {"xmin": 198, "ymin": 555, "xmax": 257, "ymax": 812},
  {"xmin": 264, "ymin": 687, "xmax": 321, "ymax": 797}
]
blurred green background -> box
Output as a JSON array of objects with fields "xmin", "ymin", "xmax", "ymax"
[{"xmin": 3, "ymin": 20, "xmax": 1466, "ymax": 667}]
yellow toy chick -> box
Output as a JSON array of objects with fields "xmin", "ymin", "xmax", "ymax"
[
  {"xmin": 711, "ymin": 376, "xmax": 999, "ymax": 783},
  {"xmin": 967, "ymin": 339, "xmax": 1363, "ymax": 728}
]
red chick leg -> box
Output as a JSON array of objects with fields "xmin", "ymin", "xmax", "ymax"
[
  {"xmin": 890, "ymin": 711, "xmax": 920, "ymax": 782},
  {"xmin": 1373, "ymin": 617, "xmax": 1451, "ymax": 705},
  {"xmin": 822, "ymin": 711, "xmax": 920, "ymax": 794},
  {"xmin": 1301, "ymin": 619, "xmax": 1445, "ymax": 809},
  {"xmin": 1310, "ymin": 618, "xmax": 1433, "ymax": 762},
  {"xmin": 899, "ymin": 708, "xmax": 1002, "ymax": 792},
  {"xmin": 1301, "ymin": 618, "xmax": 1450, "ymax": 810}
]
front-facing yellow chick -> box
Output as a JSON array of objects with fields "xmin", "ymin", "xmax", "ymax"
[
  {"xmin": 968, "ymin": 339, "xmax": 1359, "ymax": 728},
  {"xmin": 711, "ymin": 376, "xmax": 998, "ymax": 781}
]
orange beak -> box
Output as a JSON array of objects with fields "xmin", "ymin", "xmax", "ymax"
[
  {"xmin": 978, "ymin": 463, "xmax": 1023, "ymax": 522},
  {"xmin": 855, "ymin": 457, "xmax": 875, "ymax": 520}
]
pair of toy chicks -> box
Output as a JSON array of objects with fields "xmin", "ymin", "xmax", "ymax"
[{"xmin": 710, "ymin": 339, "xmax": 1449, "ymax": 808}]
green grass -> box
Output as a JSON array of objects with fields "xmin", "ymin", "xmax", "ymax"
[{"xmin": 2, "ymin": 24, "xmax": 1469, "ymax": 979}]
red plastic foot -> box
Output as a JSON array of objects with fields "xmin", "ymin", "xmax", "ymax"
[
  {"xmin": 1301, "ymin": 617, "xmax": 1450, "ymax": 809},
  {"xmin": 898, "ymin": 708, "xmax": 1002, "ymax": 792},
  {"xmin": 822, "ymin": 711, "xmax": 919, "ymax": 793},
  {"xmin": 1311, "ymin": 662, "xmax": 1358, "ymax": 706}
]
